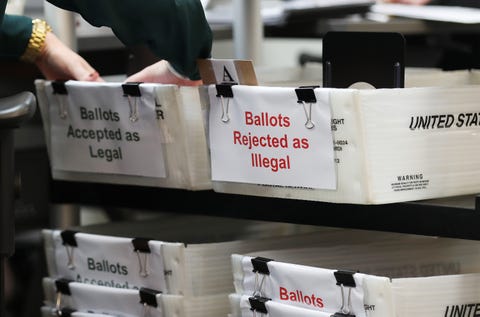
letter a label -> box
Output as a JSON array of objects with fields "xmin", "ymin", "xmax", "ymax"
[
  {"xmin": 212, "ymin": 60, "xmax": 239, "ymax": 83},
  {"xmin": 223, "ymin": 66, "xmax": 235, "ymax": 83}
]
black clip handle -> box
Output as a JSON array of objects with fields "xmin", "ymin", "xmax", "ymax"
[
  {"xmin": 334, "ymin": 270, "xmax": 356, "ymax": 287},
  {"xmin": 52, "ymin": 81, "xmax": 68, "ymax": 95},
  {"xmin": 251, "ymin": 257, "xmax": 273, "ymax": 275},
  {"xmin": 60, "ymin": 230, "xmax": 78, "ymax": 247},
  {"xmin": 132, "ymin": 237, "xmax": 151, "ymax": 253},
  {"xmin": 139, "ymin": 287, "xmax": 161, "ymax": 308},
  {"xmin": 215, "ymin": 82, "xmax": 237, "ymax": 98},
  {"xmin": 249, "ymin": 296, "xmax": 270, "ymax": 314},
  {"xmin": 55, "ymin": 278, "xmax": 73, "ymax": 295},
  {"xmin": 295, "ymin": 85, "xmax": 319, "ymax": 104},
  {"xmin": 122, "ymin": 82, "xmax": 142, "ymax": 97},
  {"xmin": 332, "ymin": 312, "xmax": 356, "ymax": 317},
  {"xmin": 59, "ymin": 307, "xmax": 76, "ymax": 317}
]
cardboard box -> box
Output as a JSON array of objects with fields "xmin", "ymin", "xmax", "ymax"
[
  {"xmin": 209, "ymin": 69, "xmax": 480, "ymax": 204},
  {"xmin": 35, "ymin": 80, "xmax": 211, "ymax": 190}
]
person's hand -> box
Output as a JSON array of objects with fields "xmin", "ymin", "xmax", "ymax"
[
  {"xmin": 125, "ymin": 60, "xmax": 202, "ymax": 86},
  {"xmin": 35, "ymin": 32, "xmax": 103, "ymax": 82},
  {"xmin": 380, "ymin": 0, "xmax": 432, "ymax": 4}
]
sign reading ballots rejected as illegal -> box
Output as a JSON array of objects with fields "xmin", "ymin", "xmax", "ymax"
[
  {"xmin": 47, "ymin": 81, "xmax": 166, "ymax": 178},
  {"xmin": 208, "ymin": 85, "xmax": 336, "ymax": 190}
]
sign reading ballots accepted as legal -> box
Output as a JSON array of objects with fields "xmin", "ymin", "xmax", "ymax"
[
  {"xmin": 47, "ymin": 81, "xmax": 166, "ymax": 178},
  {"xmin": 208, "ymin": 85, "xmax": 336, "ymax": 189}
]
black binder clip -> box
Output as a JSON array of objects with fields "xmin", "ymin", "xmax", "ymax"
[
  {"xmin": 295, "ymin": 85, "xmax": 319, "ymax": 129},
  {"xmin": 251, "ymin": 257, "xmax": 273, "ymax": 297},
  {"xmin": 215, "ymin": 82, "xmax": 237, "ymax": 123},
  {"xmin": 249, "ymin": 296, "xmax": 270, "ymax": 314},
  {"xmin": 132, "ymin": 237, "xmax": 151, "ymax": 253},
  {"xmin": 139, "ymin": 287, "xmax": 162, "ymax": 308},
  {"xmin": 334, "ymin": 270, "xmax": 357, "ymax": 316},
  {"xmin": 334, "ymin": 270, "xmax": 356, "ymax": 288},
  {"xmin": 122, "ymin": 82, "xmax": 143, "ymax": 122},
  {"xmin": 58, "ymin": 307, "xmax": 76, "ymax": 317},
  {"xmin": 55, "ymin": 278, "xmax": 73, "ymax": 295},
  {"xmin": 52, "ymin": 80, "xmax": 69, "ymax": 119},
  {"xmin": 60, "ymin": 230, "xmax": 78, "ymax": 247},
  {"xmin": 61, "ymin": 230, "xmax": 78, "ymax": 270},
  {"xmin": 132, "ymin": 238, "xmax": 151, "ymax": 277},
  {"xmin": 251, "ymin": 257, "xmax": 273, "ymax": 275},
  {"xmin": 331, "ymin": 312, "xmax": 356, "ymax": 317},
  {"xmin": 215, "ymin": 82, "xmax": 237, "ymax": 98},
  {"xmin": 52, "ymin": 80, "xmax": 68, "ymax": 95},
  {"xmin": 122, "ymin": 82, "xmax": 142, "ymax": 97},
  {"xmin": 295, "ymin": 85, "xmax": 319, "ymax": 104},
  {"xmin": 54, "ymin": 279, "xmax": 73, "ymax": 315}
]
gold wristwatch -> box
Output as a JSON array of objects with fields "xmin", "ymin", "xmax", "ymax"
[{"xmin": 20, "ymin": 19, "xmax": 53, "ymax": 63}]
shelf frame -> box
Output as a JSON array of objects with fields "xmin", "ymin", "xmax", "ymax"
[{"xmin": 50, "ymin": 180, "xmax": 480, "ymax": 241}]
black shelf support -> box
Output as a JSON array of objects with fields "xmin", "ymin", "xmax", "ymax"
[{"xmin": 50, "ymin": 180, "xmax": 480, "ymax": 241}]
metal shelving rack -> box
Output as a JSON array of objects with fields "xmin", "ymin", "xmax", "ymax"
[{"xmin": 50, "ymin": 180, "xmax": 480, "ymax": 241}]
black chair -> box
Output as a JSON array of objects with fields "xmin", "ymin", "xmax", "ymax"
[{"xmin": 0, "ymin": 91, "xmax": 36, "ymax": 316}]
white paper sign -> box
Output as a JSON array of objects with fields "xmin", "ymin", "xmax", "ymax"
[
  {"xmin": 241, "ymin": 257, "xmax": 366, "ymax": 317},
  {"xmin": 51, "ymin": 231, "xmax": 168, "ymax": 292},
  {"xmin": 47, "ymin": 81, "xmax": 166, "ymax": 177},
  {"xmin": 208, "ymin": 85, "xmax": 336, "ymax": 189},
  {"xmin": 44, "ymin": 278, "xmax": 167, "ymax": 317},
  {"xmin": 212, "ymin": 59, "xmax": 240, "ymax": 83},
  {"xmin": 236, "ymin": 294, "xmax": 333, "ymax": 317}
]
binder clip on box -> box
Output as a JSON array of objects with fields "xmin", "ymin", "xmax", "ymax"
[
  {"xmin": 35, "ymin": 80, "xmax": 211, "ymax": 190},
  {"xmin": 204, "ymin": 34, "xmax": 480, "ymax": 204}
]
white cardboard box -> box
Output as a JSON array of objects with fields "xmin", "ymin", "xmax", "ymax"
[
  {"xmin": 35, "ymin": 80, "xmax": 211, "ymax": 190},
  {"xmin": 209, "ymin": 69, "xmax": 480, "ymax": 204}
]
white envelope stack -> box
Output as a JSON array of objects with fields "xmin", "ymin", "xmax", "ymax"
[
  {"xmin": 208, "ymin": 69, "xmax": 480, "ymax": 204},
  {"xmin": 35, "ymin": 80, "xmax": 211, "ymax": 190}
]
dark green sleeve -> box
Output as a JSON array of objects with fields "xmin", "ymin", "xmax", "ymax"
[
  {"xmin": 0, "ymin": 1, "xmax": 6, "ymax": 26},
  {"xmin": 47, "ymin": 0, "xmax": 212, "ymax": 80},
  {"xmin": 0, "ymin": 14, "xmax": 32, "ymax": 60}
]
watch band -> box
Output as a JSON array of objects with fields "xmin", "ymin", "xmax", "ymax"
[{"xmin": 20, "ymin": 19, "xmax": 53, "ymax": 63}]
